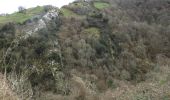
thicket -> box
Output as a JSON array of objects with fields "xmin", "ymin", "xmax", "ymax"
[{"xmin": 0, "ymin": 0, "xmax": 169, "ymax": 99}]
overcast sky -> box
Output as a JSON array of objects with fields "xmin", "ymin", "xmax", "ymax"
[{"xmin": 0, "ymin": 0, "xmax": 75, "ymax": 14}]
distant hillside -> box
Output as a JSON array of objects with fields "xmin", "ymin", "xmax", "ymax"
[
  {"xmin": 0, "ymin": 0, "xmax": 170, "ymax": 100},
  {"xmin": 0, "ymin": 5, "xmax": 59, "ymax": 24}
]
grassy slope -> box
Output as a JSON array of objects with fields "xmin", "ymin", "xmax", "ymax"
[
  {"xmin": 94, "ymin": 2, "xmax": 110, "ymax": 9},
  {"xmin": 60, "ymin": 8, "xmax": 78, "ymax": 17},
  {"xmin": 60, "ymin": 7, "xmax": 85, "ymax": 19},
  {"xmin": 0, "ymin": 1, "xmax": 109, "ymax": 23},
  {"xmin": 0, "ymin": 6, "xmax": 44, "ymax": 24},
  {"xmin": 60, "ymin": 2, "xmax": 88, "ymax": 18},
  {"xmin": 69, "ymin": 2, "xmax": 84, "ymax": 8}
]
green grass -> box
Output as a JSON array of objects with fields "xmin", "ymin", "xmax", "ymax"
[
  {"xmin": 0, "ymin": 6, "xmax": 44, "ymax": 24},
  {"xmin": 70, "ymin": 2, "xmax": 84, "ymax": 8},
  {"xmin": 60, "ymin": 8, "xmax": 77, "ymax": 17},
  {"xmin": 60, "ymin": 8, "xmax": 85, "ymax": 18},
  {"xmin": 83, "ymin": 27, "xmax": 100, "ymax": 34},
  {"xmin": 82, "ymin": 27, "xmax": 100, "ymax": 39},
  {"xmin": 94, "ymin": 2, "xmax": 110, "ymax": 9}
]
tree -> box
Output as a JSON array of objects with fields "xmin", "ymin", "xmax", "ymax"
[{"xmin": 18, "ymin": 6, "xmax": 26, "ymax": 13}]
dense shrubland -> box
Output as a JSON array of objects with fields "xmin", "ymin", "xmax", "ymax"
[{"xmin": 0, "ymin": 0, "xmax": 170, "ymax": 99}]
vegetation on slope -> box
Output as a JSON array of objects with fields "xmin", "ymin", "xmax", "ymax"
[
  {"xmin": 0, "ymin": 6, "xmax": 44, "ymax": 24},
  {"xmin": 59, "ymin": 1, "xmax": 90, "ymax": 18},
  {"xmin": 60, "ymin": 8, "xmax": 80, "ymax": 17},
  {"xmin": 0, "ymin": 0, "xmax": 170, "ymax": 99},
  {"xmin": 82, "ymin": 27, "xmax": 100, "ymax": 39},
  {"xmin": 94, "ymin": 2, "xmax": 110, "ymax": 9}
]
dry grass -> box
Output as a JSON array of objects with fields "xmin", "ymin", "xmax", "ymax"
[{"xmin": 0, "ymin": 73, "xmax": 18, "ymax": 100}]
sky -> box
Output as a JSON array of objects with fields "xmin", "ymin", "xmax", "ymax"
[{"xmin": 0, "ymin": 0, "xmax": 75, "ymax": 14}]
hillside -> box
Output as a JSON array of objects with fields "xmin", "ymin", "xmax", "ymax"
[
  {"xmin": 0, "ymin": 0, "xmax": 170, "ymax": 100},
  {"xmin": 0, "ymin": 6, "xmax": 45, "ymax": 24}
]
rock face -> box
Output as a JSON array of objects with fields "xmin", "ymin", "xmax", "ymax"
[
  {"xmin": 22, "ymin": 9, "xmax": 60, "ymax": 39},
  {"xmin": 43, "ymin": 9, "xmax": 59, "ymax": 21}
]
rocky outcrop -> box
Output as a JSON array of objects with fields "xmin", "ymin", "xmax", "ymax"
[{"xmin": 22, "ymin": 9, "xmax": 60, "ymax": 39}]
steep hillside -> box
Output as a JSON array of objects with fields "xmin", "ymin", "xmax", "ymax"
[
  {"xmin": 0, "ymin": 6, "xmax": 45, "ymax": 24},
  {"xmin": 0, "ymin": 0, "xmax": 170, "ymax": 99}
]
